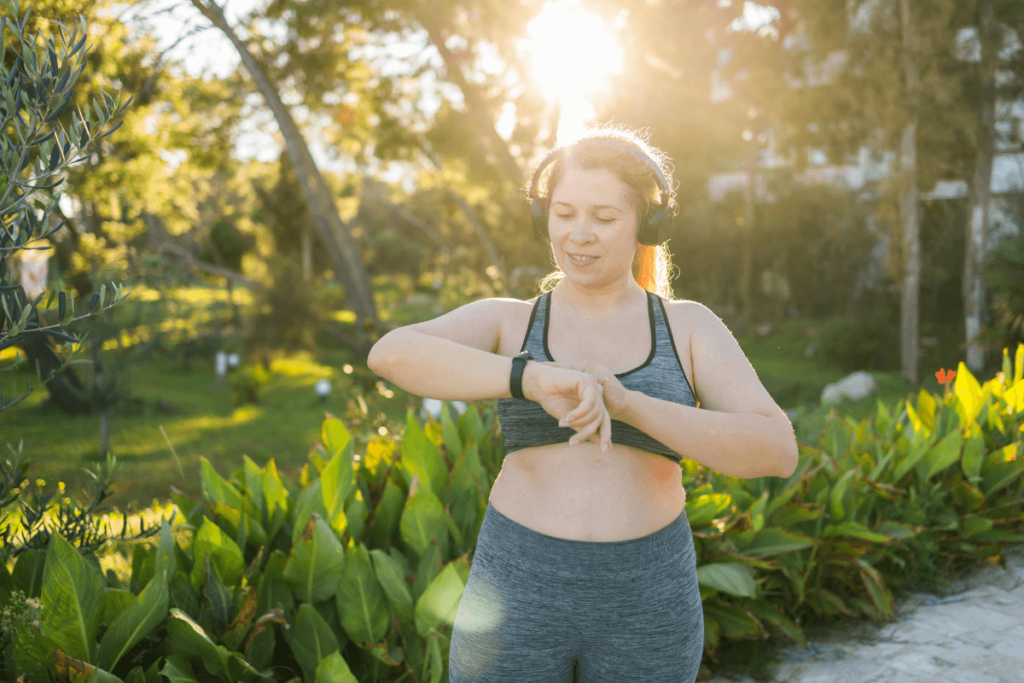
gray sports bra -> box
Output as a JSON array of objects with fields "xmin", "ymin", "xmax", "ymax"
[{"xmin": 496, "ymin": 289, "xmax": 697, "ymax": 463}]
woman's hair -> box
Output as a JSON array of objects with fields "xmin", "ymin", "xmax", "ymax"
[{"xmin": 532, "ymin": 125, "xmax": 679, "ymax": 300}]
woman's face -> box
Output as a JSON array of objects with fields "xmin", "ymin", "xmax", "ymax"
[{"xmin": 547, "ymin": 163, "xmax": 639, "ymax": 285}]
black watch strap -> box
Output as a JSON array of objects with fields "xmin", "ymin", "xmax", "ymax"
[{"xmin": 510, "ymin": 351, "xmax": 534, "ymax": 400}]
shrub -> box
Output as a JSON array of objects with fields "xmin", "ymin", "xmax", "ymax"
[
  {"xmin": 230, "ymin": 364, "xmax": 270, "ymax": 404},
  {"xmin": 817, "ymin": 313, "xmax": 897, "ymax": 373}
]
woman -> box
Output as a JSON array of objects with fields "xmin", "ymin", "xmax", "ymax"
[{"xmin": 367, "ymin": 127, "xmax": 799, "ymax": 682}]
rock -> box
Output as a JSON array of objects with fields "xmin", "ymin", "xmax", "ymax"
[
  {"xmin": 755, "ymin": 322, "xmax": 773, "ymax": 338},
  {"xmin": 821, "ymin": 371, "xmax": 878, "ymax": 405},
  {"xmin": 805, "ymin": 342, "xmax": 818, "ymax": 358}
]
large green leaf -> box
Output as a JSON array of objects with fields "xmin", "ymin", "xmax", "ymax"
[
  {"xmin": 286, "ymin": 603, "xmax": 340, "ymax": 683},
  {"xmin": 890, "ymin": 428, "xmax": 935, "ymax": 483},
  {"xmin": 200, "ymin": 457, "xmax": 256, "ymax": 518},
  {"xmin": 414, "ymin": 559, "xmax": 470, "ymax": 637},
  {"xmin": 369, "ymin": 549, "xmax": 414, "ymax": 621},
  {"xmin": 243, "ymin": 455, "xmax": 267, "ymax": 519},
  {"xmin": 12, "ymin": 625, "xmax": 62, "ymax": 683},
  {"xmin": 823, "ymin": 522, "xmax": 891, "ymax": 544},
  {"xmin": 12, "ymin": 548, "xmax": 46, "ymax": 598},
  {"xmin": 741, "ymin": 528, "xmax": 816, "ymax": 557},
  {"xmin": 160, "ymin": 654, "xmax": 200, "ymax": 683},
  {"xmin": 166, "ymin": 608, "xmax": 232, "ymax": 677},
  {"xmin": 828, "ymin": 470, "xmax": 856, "ymax": 522},
  {"xmin": 189, "ymin": 516, "xmax": 245, "ymax": 591},
  {"xmin": 703, "ymin": 602, "xmax": 762, "ymax": 638},
  {"xmin": 282, "ymin": 514, "xmax": 346, "ymax": 604},
  {"xmin": 96, "ymin": 568, "xmax": 169, "ymax": 671},
  {"xmin": 961, "ymin": 433, "xmax": 986, "ymax": 481},
  {"xmin": 256, "ymin": 550, "xmax": 294, "ymax": 618},
  {"xmin": 367, "ymin": 479, "xmax": 405, "ymax": 549},
  {"xmin": 51, "ymin": 647, "xmax": 123, "ymax": 683},
  {"xmin": 102, "ymin": 589, "xmax": 135, "ymax": 625},
  {"xmin": 321, "ymin": 420, "xmax": 355, "ymax": 536},
  {"xmin": 922, "ymin": 430, "xmax": 962, "ymax": 482},
  {"xmin": 336, "ymin": 543, "xmax": 389, "ymax": 647},
  {"xmin": 400, "ymin": 490, "xmax": 448, "ymax": 557},
  {"xmin": 983, "ymin": 460, "xmax": 1024, "ymax": 496},
  {"xmin": 695, "ymin": 563, "xmax": 756, "ymax": 598},
  {"xmin": 292, "ymin": 479, "xmax": 332, "ymax": 545},
  {"xmin": 40, "ymin": 532, "xmax": 106, "ymax": 662},
  {"xmin": 315, "ymin": 650, "xmax": 358, "ymax": 683},
  {"xmin": 261, "ymin": 458, "xmax": 291, "ymax": 540},
  {"xmin": 343, "ymin": 487, "xmax": 369, "ymax": 544},
  {"xmin": 684, "ymin": 493, "xmax": 732, "ymax": 527},
  {"xmin": 401, "ymin": 409, "xmax": 448, "ymax": 499},
  {"xmin": 441, "ymin": 402, "xmax": 464, "ymax": 457},
  {"xmin": 156, "ymin": 518, "xmax": 177, "ymax": 581}
]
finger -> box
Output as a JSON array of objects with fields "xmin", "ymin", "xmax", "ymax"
[
  {"xmin": 571, "ymin": 410, "xmax": 604, "ymax": 446},
  {"xmin": 567, "ymin": 391, "xmax": 603, "ymax": 431},
  {"xmin": 600, "ymin": 404, "xmax": 612, "ymax": 452},
  {"xmin": 562, "ymin": 378, "xmax": 600, "ymax": 425}
]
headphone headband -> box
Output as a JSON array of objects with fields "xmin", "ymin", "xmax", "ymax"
[{"xmin": 527, "ymin": 137, "xmax": 674, "ymax": 246}]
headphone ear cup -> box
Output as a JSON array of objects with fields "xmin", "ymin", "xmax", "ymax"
[
  {"xmin": 531, "ymin": 200, "xmax": 548, "ymax": 239},
  {"xmin": 641, "ymin": 208, "xmax": 673, "ymax": 246}
]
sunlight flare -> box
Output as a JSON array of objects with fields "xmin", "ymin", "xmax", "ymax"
[{"xmin": 520, "ymin": 0, "xmax": 624, "ymax": 144}]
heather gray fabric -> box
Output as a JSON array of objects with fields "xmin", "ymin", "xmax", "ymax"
[
  {"xmin": 448, "ymin": 501, "xmax": 704, "ymax": 682},
  {"xmin": 496, "ymin": 290, "xmax": 697, "ymax": 462}
]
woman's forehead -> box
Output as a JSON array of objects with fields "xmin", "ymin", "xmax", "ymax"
[{"xmin": 549, "ymin": 165, "xmax": 629, "ymax": 207}]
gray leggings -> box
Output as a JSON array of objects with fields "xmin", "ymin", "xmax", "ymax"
[{"xmin": 448, "ymin": 501, "xmax": 704, "ymax": 682}]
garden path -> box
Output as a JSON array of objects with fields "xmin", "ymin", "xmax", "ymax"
[{"xmin": 705, "ymin": 544, "xmax": 1024, "ymax": 683}]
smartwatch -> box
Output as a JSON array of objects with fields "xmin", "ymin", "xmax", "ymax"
[{"xmin": 510, "ymin": 351, "xmax": 534, "ymax": 400}]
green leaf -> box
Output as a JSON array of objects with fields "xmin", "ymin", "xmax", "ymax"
[
  {"xmin": 40, "ymin": 531, "xmax": 105, "ymax": 662},
  {"xmin": 441, "ymin": 402, "xmax": 464, "ymax": 456},
  {"xmin": 922, "ymin": 430, "xmax": 962, "ymax": 482},
  {"xmin": 166, "ymin": 608, "xmax": 232, "ymax": 677},
  {"xmin": 13, "ymin": 625, "xmax": 62, "ymax": 683},
  {"xmin": 823, "ymin": 521, "xmax": 891, "ymax": 544},
  {"xmin": 695, "ymin": 563, "xmax": 756, "ymax": 598},
  {"xmin": 702, "ymin": 602, "xmax": 762, "ymax": 638},
  {"xmin": 336, "ymin": 543, "xmax": 389, "ymax": 647},
  {"xmin": 321, "ymin": 424, "xmax": 355, "ymax": 536},
  {"xmin": 160, "ymin": 654, "xmax": 199, "ymax": 683},
  {"xmin": 315, "ymin": 651, "xmax": 358, "ymax": 683},
  {"xmin": 156, "ymin": 518, "xmax": 177, "ymax": 581},
  {"xmin": 402, "ymin": 409, "xmax": 448, "ymax": 499},
  {"xmin": 829, "ymin": 470, "xmax": 856, "ymax": 522},
  {"xmin": 874, "ymin": 521, "xmax": 921, "ymax": 540},
  {"xmin": 954, "ymin": 362, "xmax": 984, "ymax": 425},
  {"xmin": 102, "ymin": 588, "xmax": 134, "ymax": 625},
  {"xmin": 891, "ymin": 429, "xmax": 934, "ymax": 483},
  {"xmin": 282, "ymin": 514, "xmax": 346, "ymax": 604},
  {"xmin": 982, "ymin": 461, "xmax": 1024, "ymax": 496},
  {"xmin": 685, "ymin": 493, "xmax": 732, "ymax": 527},
  {"xmin": 367, "ymin": 479, "xmax": 406, "ymax": 549},
  {"xmin": 12, "ymin": 548, "xmax": 46, "ymax": 598},
  {"xmin": 96, "ymin": 568, "xmax": 169, "ymax": 671},
  {"xmin": 858, "ymin": 560, "xmax": 893, "ymax": 617},
  {"xmin": 189, "ymin": 516, "xmax": 245, "ymax": 591},
  {"xmin": 286, "ymin": 603, "xmax": 340, "ymax": 683},
  {"xmin": 741, "ymin": 528, "xmax": 816, "ymax": 557},
  {"xmin": 343, "ymin": 486, "xmax": 369, "ymax": 544},
  {"xmin": 400, "ymin": 490, "xmax": 448, "ymax": 557},
  {"xmin": 962, "ymin": 517, "xmax": 994, "ymax": 539},
  {"xmin": 200, "ymin": 457, "xmax": 255, "ymax": 517},
  {"xmin": 370, "ymin": 549, "xmax": 414, "ymax": 621},
  {"xmin": 292, "ymin": 479, "xmax": 331, "ymax": 545},
  {"xmin": 961, "ymin": 433, "xmax": 986, "ymax": 481},
  {"xmin": 414, "ymin": 559, "xmax": 470, "ymax": 637}
]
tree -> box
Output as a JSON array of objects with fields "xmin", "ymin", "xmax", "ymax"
[
  {"xmin": 1, "ymin": 0, "xmax": 133, "ymax": 412},
  {"xmin": 188, "ymin": 0, "xmax": 379, "ymax": 326}
]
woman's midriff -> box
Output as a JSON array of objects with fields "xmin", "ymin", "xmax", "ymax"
[{"xmin": 487, "ymin": 440, "xmax": 687, "ymax": 542}]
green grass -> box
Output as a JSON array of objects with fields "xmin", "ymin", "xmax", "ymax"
[{"xmin": 0, "ymin": 348, "xmax": 414, "ymax": 509}]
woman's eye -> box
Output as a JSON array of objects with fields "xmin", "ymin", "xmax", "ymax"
[
  {"xmin": 595, "ymin": 217, "xmax": 615, "ymax": 224},
  {"xmin": 556, "ymin": 213, "xmax": 573, "ymax": 220}
]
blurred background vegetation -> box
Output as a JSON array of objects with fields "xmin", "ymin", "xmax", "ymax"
[{"xmin": 2, "ymin": 0, "xmax": 1023, "ymax": 512}]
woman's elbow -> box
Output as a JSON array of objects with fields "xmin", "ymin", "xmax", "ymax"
[
  {"xmin": 776, "ymin": 445, "xmax": 799, "ymax": 478},
  {"xmin": 367, "ymin": 337, "xmax": 391, "ymax": 376}
]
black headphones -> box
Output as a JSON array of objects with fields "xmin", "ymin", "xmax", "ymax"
[{"xmin": 527, "ymin": 138, "xmax": 674, "ymax": 246}]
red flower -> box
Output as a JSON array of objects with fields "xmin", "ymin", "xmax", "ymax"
[{"xmin": 935, "ymin": 368, "xmax": 957, "ymax": 384}]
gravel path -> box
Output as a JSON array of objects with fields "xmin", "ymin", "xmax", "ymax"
[{"xmin": 705, "ymin": 545, "xmax": 1024, "ymax": 683}]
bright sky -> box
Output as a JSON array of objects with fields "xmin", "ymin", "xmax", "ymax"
[{"xmin": 111, "ymin": 0, "xmax": 778, "ymax": 177}]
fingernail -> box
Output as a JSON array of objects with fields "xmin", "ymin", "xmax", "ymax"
[
  {"xmin": 602, "ymin": 443, "xmax": 609, "ymax": 453},
  {"xmin": 569, "ymin": 439, "xmax": 576, "ymax": 447},
  {"xmin": 559, "ymin": 419, "xmax": 567, "ymax": 427}
]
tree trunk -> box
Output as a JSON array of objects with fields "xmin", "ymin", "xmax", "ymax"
[
  {"xmin": 301, "ymin": 225, "xmax": 312, "ymax": 283},
  {"xmin": 190, "ymin": 0, "xmax": 378, "ymax": 325},
  {"xmin": 415, "ymin": 8, "xmax": 522, "ymax": 185},
  {"xmin": 899, "ymin": 0, "xmax": 921, "ymax": 387},
  {"xmin": 964, "ymin": 0, "xmax": 998, "ymax": 374}
]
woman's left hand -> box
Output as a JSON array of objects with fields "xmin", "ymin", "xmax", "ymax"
[{"xmin": 542, "ymin": 360, "xmax": 633, "ymax": 425}]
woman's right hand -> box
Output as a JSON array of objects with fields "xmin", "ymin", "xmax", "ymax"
[{"xmin": 520, "ymin": 361, "xmax": 612, "ymax": 451}]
